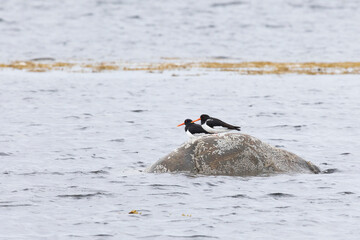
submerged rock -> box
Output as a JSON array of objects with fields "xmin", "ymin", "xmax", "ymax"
[{"xmin": 147, "ymin": 133, "xmax": 320, "ymax": 176}]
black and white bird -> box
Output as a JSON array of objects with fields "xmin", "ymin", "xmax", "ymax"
[
  {"xmin": 177, "ymin": 119, "xmax": 211, "ymax": 138},
  {"xmin": 192, "ymin": 114, "xmax": 241, "ymax": 133}
]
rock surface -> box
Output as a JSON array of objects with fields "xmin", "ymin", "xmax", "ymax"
[{"xmin": 147, "ymin": 133, "xmax": 320, "ymax": 176}]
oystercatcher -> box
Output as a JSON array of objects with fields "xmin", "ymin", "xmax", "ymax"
[
  {"xmin": 177, "ymin": 119, "xmax": 211, "ymax": 138},
  {"xmin": 192, "ymin": 114, "xmax": 241, "ymax": 133}
]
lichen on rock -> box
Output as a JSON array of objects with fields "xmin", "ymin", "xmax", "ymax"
[{"xmin": 147, "ymin": 133, "xmax": 320, "ymax": 176}]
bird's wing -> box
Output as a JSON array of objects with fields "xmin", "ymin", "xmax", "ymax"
[
  {"xmin": 191, "ymin": 124, "xmax": 210, "ymax": 134},
  {"xmin": 207, "ymin": 118, "xmax": 240, "ymax": 129}
]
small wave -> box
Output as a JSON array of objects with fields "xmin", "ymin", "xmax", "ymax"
[
  {"xmin": 0, "ymin": 204, "xmax": 32, "ymax": 207},
  {"xmin": 110, "ymin": 138, "xmax": 125, "ymax": 142},
  {"xmin": 19, "ymin": 171, "xmax": 64, "ymax": 176},
  {"xmin": 271, "ymin": 124, "xmax": 306, "ymax": 129},
  {"xmin": 76, "ymin": 126, "xmax": 89, "ymax": 131},
  {"xmin": 57, "ymin": 192, "xmax": 110, "ymax": 199},
  {"xmin": 30, "ymin": 57, "xmax": 55, "ymax": 62},
  {"xmin": 166, "ymin": 235, "xmax": 218, "ymax": 239},
  {"xmin": 149, "ymin": 192, "xmax": 190, "ymax": 196},
  {"xmin": 128, "ymin": 15, "xmax": 141, "ymax": 19},
  {"xmin": 131, "ymin": 109, "xmax": 147, "ymax": 113},
  {"xmin": 0, "ymin": 152, "xmax": 11, "ymax": 156},
  {"xmin": 321, "ymin": 168, "xmax": 339, "ymax": 174},
  {"xmin": 309, "ymin": 4, "xmax": 333, "ymax": 10},
  {"xmin": 338, "ymin": 191, "xmax": 355, "ymax": 195},
  {"xmin": 267, "ymin": 193, "xmax": 295, "ymax": 198},
  {"xmin": 149, "ymin": 184, "xmax": 185, "ymax": 188},
  {"xmin": 265, "ymin": 24, "xmax": 286, "ymax": 29},
  {"xmin": 268, "ymin": 138, "xmax": 298, "ymax": 142},
  {"xmin": 67, "ymin": 170, "xmax": 110, "ymax": 175},
  {"xmin": 93, "ymin": 234, "xmax": 113, "ymax": 237},
  {"xmin": 89, "ymin": 170, "xmax": 109, "ymax": 174},
  {"xmin": 226, "ymin": 194, "xmax": 249, "ymax": 198},
  {"xmin": 139, "ymin": 235, "xmax": 162, "ymax": 239},
  {"xmin": 211, "ymin": 1, "xmax": 245, "ymax": 7},
  {"xmin": 64, "ymin": 115, "xmax": 80, "ymax": 119},
  {"xmin": 55, "ymin": 157, "xmax": 76, "ymax": 161}
]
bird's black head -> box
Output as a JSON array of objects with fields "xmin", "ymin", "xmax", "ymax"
[
  {"xmin": 177, "ymin": 119, "xmax": 194, "ymax": 127},
  {"xmin": 200, "ymin": 114, "xmax": 210, "ymax": 124},
  {"xmin": 184, "ymin": 119, "xmax": 193, "ymax": 125}
]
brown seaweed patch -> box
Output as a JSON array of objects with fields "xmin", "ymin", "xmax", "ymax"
[
  {"xmin": 123, "ymin": 63, "xmax": 193, "ymax": 71},
  {"xmin": 0, "ymin": 61, "xmax": 119, "ymax": 72},
  {"xmin": 82, "ymin": 63, "xmax": 120, "ymax": 72},
  {"xmin": 198, "ymin": 62, "xmax": 360, "ymax": 75},
  {"xmin": 115, "ymin": 61, "xmax": 360, "ymax": 74},
  {"xmin": 0, "ymin": 61, "xmax": 75, "ymax": 72},
  {"xmin": 1, "ymin": 60, "xmax": 360, "ymax": 75}
]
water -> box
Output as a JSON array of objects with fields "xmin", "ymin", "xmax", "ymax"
[
  {"xmin": 0, "ymin": 70, "xmax": 359, "ymax": 239},
  {"xmin": 1, "ymin": 0, "xmax": 360, "ymax": 239},
  {"xmin": 1, "ymin": 0, "xmax": 360, "ymax": 62}
]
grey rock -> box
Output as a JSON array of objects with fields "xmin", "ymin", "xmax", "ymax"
[{"xmin": 147, "ymin": 133, "xmax": 320, "ymax": 176}]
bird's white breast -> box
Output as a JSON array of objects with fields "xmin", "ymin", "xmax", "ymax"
[
  {"xmin": 186, "ymin": 130, "xmax": 208, "ymax": 138},
  {"xmin": 201, "ymin": 123, "xmax": 216, "ymax": 133},
  {"xmin": 186, "ymin": 130, "xmax": 195, "ymax": 138},
  {"xmin": 202, "ymin": 121, "xmax": 230, "ymax": 133}
]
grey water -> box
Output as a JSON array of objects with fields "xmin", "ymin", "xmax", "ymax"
[
  {"xmin": 1, "ymin": 0, "xmax": 360, "ymax": 239},
  {"xmin": 1, "ymin": 0, "xmax": 360, "ymax": 62},
  {"xmin": 0, "ymin": 70, "xmax": 359, "ymax": 239}
]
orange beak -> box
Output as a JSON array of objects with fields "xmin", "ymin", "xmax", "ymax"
[
  {"xmin": 191, "ymin": 118, "xmax": 201, "ymax": 123},
  {"xmin": 177, "ymin": 122, "xmax": 185, "ymax": 127}
]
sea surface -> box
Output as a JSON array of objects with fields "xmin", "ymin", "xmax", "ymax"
[
  {"xmin": 0, "ymin": 70, "xmax": 359, "ymax": 239},
  {"xmin": 1, "ymin": 0, "xmax": 360, "ymax": 62}
]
